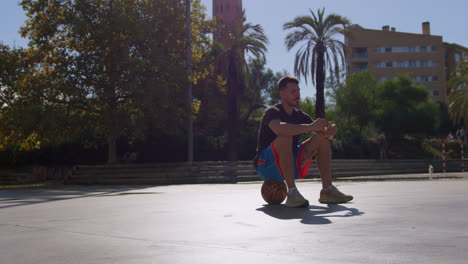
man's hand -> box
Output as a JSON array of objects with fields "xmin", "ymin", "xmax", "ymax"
[
  {"xmin": 324, "ymin": 123, "xmax": 338, "ymax": 138},
  {"xmin": 310, "ymin": 118, "xmax": 327, "ymax": 134},
  {"xmin": 268, "ymin": 118, "xmax": 335, "ymax": 137}
]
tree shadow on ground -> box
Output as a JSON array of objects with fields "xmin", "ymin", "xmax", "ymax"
[
  {"xmin": 0, "ymin": 185, "xmax": 161, "ymax": 209},
  {"xmin": 256, "ymin": 203, "xmax": 364, "ymax": 225}
]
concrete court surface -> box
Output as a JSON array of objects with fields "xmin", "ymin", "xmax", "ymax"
[{"xmin": 1, "ymin": 178, "xmax": 468, "ymax": 264}]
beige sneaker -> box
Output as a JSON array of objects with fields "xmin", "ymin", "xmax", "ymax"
[
  {"xmin": 285, "ymin": 188, "xmax": 309, "ymax": 208},
  {"xmin": 319, "ymin": 186, "xmax": 353, "ymax": 204}
]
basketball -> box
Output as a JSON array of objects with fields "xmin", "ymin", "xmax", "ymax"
[{"xmin": 261, "ymin": 180, "xmax": 288, "ymax": 204}]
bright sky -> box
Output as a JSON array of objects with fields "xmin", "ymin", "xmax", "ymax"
[{"xmin": 2, "ymin": 0, "xmax": 468, "ymax": 99}]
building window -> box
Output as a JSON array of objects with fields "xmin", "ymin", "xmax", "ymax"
[
  {"xmin": 377, "ymin": 76, "xmax": 387, "ymax": 83},
  {"xmin": 352, "ymin": 47, "xmax": 368, "ymax": 58},
  {"xmin": 351, "ymin": 62, "xmax": 368, "ymax": 72},
  {"xmin": 432, "ymin": 90, "xmax": 439, "ymax": 97},
  {"xmin": 412, "ymin": 75, "xmax": 439, "ymax": 82},
  {"xmin": 393, "ymin": 46, "xmax": 406, "ymax": 53},
  {"xmin": 385, "ymin": 61, "xmax": 393, "ymax": 67},
  {"xmin": 396, "ymin": 61, "xmax": 407, "ymax": 68},
  {"xmin": 370, "ymin": 46, "xmax": 438, "ymax": 54}
]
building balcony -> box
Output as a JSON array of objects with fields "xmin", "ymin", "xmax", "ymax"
[
  {"xmin": 350, "ymin": 62, "xmax": 368, "ymax": 72},
  {"xmin": 351, "ymin": 47, "xmax": 368, "ymax": 59},
  {"xmin": 352, "ymin": 52, "xmax": 368, "ymax": 59}
]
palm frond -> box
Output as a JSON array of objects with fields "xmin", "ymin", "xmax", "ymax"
[
  {"xmin": 294, "ymin": 45, "xmax": 310, "ymax": 83},
  {"xmin": 448, "ymin": 87, "xmax": 468, "ymax": 127},
  {"xmin": 310, "ymin": 45, "xmax": 317, "ymax": 83},
  {"xmin": 283, "ymin": 8, "xmax": 349, "ymax": 82},
  {"xmin": 447, "ymin": 61, "xmax": 468, "ymax": 127},
  {"xmin": 283, "ymin": 8, "xmax": 350, "ymax": 117}
]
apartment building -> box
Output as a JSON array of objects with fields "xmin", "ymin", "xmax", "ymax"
[{"xmin": 345, "ymin": 22, "xmax": 448, "ymax": 102}]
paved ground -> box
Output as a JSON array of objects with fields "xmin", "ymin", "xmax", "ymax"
[{"xmin": 1, "ymin": 175, "xmax": 468, "ymax": 264}]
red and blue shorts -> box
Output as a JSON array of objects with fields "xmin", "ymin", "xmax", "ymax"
[{"xmin": 256, "ymin": 143, "xmax": 313, "ymax": 182}]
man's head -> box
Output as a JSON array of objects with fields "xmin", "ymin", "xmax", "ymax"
[{"xmin": 278, "ymin": 76, "xmax": 300, "ymax": 107}]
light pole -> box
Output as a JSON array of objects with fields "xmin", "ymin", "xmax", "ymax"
[{"xmin": 186, "ymin": 0, "xmax": 193, "ymax": 162}]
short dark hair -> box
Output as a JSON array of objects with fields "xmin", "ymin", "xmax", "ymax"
[{"xmin": 278, "ymin": 76, "xmax": 299, "ymax": 91}]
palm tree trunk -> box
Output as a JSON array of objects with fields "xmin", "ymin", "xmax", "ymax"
[
  {"xmin": 107, "ymin": 133, "xmax": 117, "ymax": 164},
  {"xmin": 226, "ymin": 79, "xmax": 238, "ymax": 161},
  {"xmin": 315, "ymin": 47, "xmax": 326, "ymax": 118},
  {"xmin": 106, "ymin": 103, "xmax": 118, "ymax": 164}
]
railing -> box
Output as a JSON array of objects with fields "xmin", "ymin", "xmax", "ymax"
[
  {"xmin": 3, "ymin": 159, "xmax": 467, "ymax": 186},
  {"xmin": 63, "ymin": 159, "xmax": 468, "ymax": 185}
]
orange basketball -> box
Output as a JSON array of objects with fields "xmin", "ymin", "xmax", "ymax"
[{"xmin": 261, "ymin": 180, "xmax": 288, "ymax": 204}]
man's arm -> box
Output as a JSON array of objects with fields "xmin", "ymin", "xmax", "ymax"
[{"xmin": 268, "ymin": 118, "xmax": 327, "ymax": 137}]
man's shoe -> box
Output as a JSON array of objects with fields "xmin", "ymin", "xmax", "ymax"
[
  {"xmin": 319, "ymin": 185, "xmax": 353, "ymax": 204},
  {"xmin": 285, "ymin": 188, "xmax": 309, "ymax": 208}
]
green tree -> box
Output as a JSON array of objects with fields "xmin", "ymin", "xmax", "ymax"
[
  {"xmin": 241, "ymin": 57, "xmax": 270, "ymax": 122},
  {"xmin": 374, "ymin": 75, "xmax": 440, "ymax": 153},
  {"xmin": 214, "ymin": 11, "xmax": 268, "ymax": 161},
  {"xmin": 283, "ymin": 8, "xmax": 350, "ymax": 118},
  {"xmin": 298, "ymin": 97, "xmax": 315, "ymax": 118},
  {"xmin": 335, "ymin": 71, "xmax": 377, "ymax": 134},
  {"xmin": 0, "ymin": 44, "xmax": 36, "ymax": 153},
  {"xmin": 242, "ymin": 58, "xmax": 292, "ymax": 121},
  {"xmin": 447, "ymin": 60, "xmax": 468, "ymax": 128},
  {"xmin": 19, "ymin": 0, "xmax": 211, "ymax": 163}
]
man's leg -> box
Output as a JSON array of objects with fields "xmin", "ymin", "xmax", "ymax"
[
  {"xmin": 272, "ymin": 136, "xmax": 296, "ymax": 190},
  {"xmin": 272, "ymin": 136, "xmax": 309, "ymax": 207},
  {"xmin": 300, "ymin": 134, "xmax": 332, "ymax": 189},
  {"xmin": 300, "ymin": 134, "xmax": 353, "ymax": 203}
]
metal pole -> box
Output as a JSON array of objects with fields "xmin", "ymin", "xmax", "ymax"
[
  {"xmin": 186, "ymin": 0, "xmax": 193, "ymax": 162},
  {"xmin": 461, "ymin": 140, "xmax": 465, "ymax": 172},
  {"xmin": 442, "ymin": 138, "xmax": 446, "ymax": 174}
]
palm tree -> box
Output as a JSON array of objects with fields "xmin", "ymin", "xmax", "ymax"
[
  {"xmin": 448, "ymin": 61, "xmax": 468, "ymax": 129},
  {"xmin": 215, "ymin": 11, "xmax": 268, "ymax": 161},
  {"xmin": 283, "ymin": 8, "xmax": 350, "ymax": 118}
]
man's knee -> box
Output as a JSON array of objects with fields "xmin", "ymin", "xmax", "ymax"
[
  {"xmin": 273, "ymin": 136, "xmax": 293, "ymax": 153},
  {"xmin": 317, "ymin": 134, "xmax": 330, "ymax": 145},
  {"xmin": 303, "ymin": 134, "xmax": 330, "ymax": 153}
]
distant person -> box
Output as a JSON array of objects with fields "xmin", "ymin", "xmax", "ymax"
[
  {"xmin": 447, "ymin": 132, "xmax": 455, "ymax": 142},
  {"xmin": 253, "ymin": 76, "xmax": 353, "ymax": 207},
  {"xmin": 463, "ymin": 128, "xmax": 467, "ymax": 143},
  {"xmin": 456, "ymin": 128, "xmax": 466, "ymax": 143}
]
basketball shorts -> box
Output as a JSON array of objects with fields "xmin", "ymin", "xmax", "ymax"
[{"xmin": 256, "ymin": 143, "xmax": 313, "ymax": 182}]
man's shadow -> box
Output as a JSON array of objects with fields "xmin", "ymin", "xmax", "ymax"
[{"xmin": 256, "ymin": 203, "xmax": 364, "ymax": 225}]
